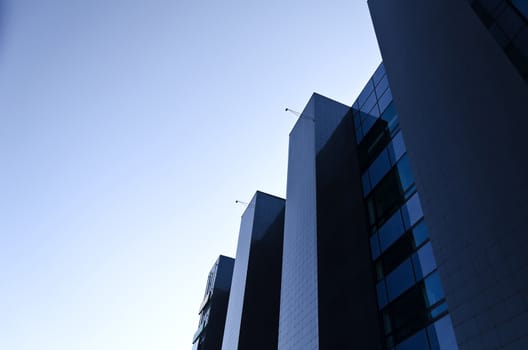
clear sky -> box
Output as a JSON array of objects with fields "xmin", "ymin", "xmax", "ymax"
[{"xmin": 0, "ymin": 0, "xmax": 381, "ymax": 349}]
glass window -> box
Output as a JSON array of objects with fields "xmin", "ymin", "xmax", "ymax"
[
  {"xmin": 381, "ymin": 232, "xmax": 415, "ymax": 275},
  {"xmin": 395, "ymin": 330, "xmax": 429, "ymax": 350},
  {"xmin": 376, "ymin": 75, "xmax": 390, "ymax": 98},
  {"xmin": 379, "ymin": 210, "xmax": 405, "ymax": 251},
  {"xmin": 386, "ymin": 258, "xmax": 415, "ymax": 301},
  {"xmin": 372, "ymin": 169, "xmax": 406, "ymax": 222},
  {"xmin": 369, "ymin": 149, "xmax": 392, "ymax": 188},
  {"xmin": 396, "ymin": 155, "xmax": 415, "ymax": 193},
  {"xmin": 384, "ymin": 283, "xmax": 429, "ymax": 343},
  {"xmin": 379, "ymin": 88, "xmax": 393, "ymax": 115},
  {"xmin": 412, "ymin": 242, "xmax": 437, "ymax": 279},
  {"xmin": 377, "ymin": 280, "xmax": 389, "ymax": 309},
  {"xmin": 430, "ymin": 301, "xmax": 448, "ymax": 319},
  {"xmin": 357, "ymin": 80, "xmax": 375, "ymax": 107},
  {"xmin": 427, "ymin": 315, "xmax": 459, "ymax": 350},
  {"xmin": 388, "ymin": 131, "xmax": 406, "ymax": 164},
  {"xmin": 424, "ymin": 272, "xmax": 445, "ymax": 307},
  {"xmin": 373, "ymin": 63, "xmax": 386, "ymax": 85},
  {"xmin": 362, "ymin": 113, "xmax": 378, "ymax": 135},
  {"xmin": 402, "ymin": 193, "xmax": 423, "ymax": 229},
  {"xmin": 361, "ymin": 91, "xmax": 378, "ymax": 114},
  {"xmin": 512, "ymin": 0, "xmax": 528, "ymax": 20},
  {"xmin": 412, "ymin": 220, "xmax": 429, "ymax": 247}
]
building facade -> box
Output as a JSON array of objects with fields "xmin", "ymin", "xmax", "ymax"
[
  {"xmin": 193, "ymin": 3, "xmax": 528, "ymax": 349},
  {"xmin": 221, "ymin": 191, "xmax": 285, "ymax": 350},
  {"xmin": 369, "ymin": 1, "xmax": 528, "ymax": 349},
  {"xmin": 192, "ymin": 255, "xmax": 235, "ymax": 350}
]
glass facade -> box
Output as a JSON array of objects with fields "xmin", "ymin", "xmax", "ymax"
[
  {"xmin": 352, "ymin": 63, "xmax": 458, "ymax": 350},
  {"xmin": 471, "ymin": 0, "xmax": 528, "ymax": 81}
]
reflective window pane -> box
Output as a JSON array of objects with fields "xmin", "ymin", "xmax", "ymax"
[
  {"xmin": 397, "ymin": 155, "xmax": 415, "ymax": 193},
  {"xmin": 395, "ymin": 330, "xmax": 429, "ymax": 350},
  {"xmin": 413, "ymin": 242, "xmax": 437, "ymax": 279},
  {"xmin": 376, "ymin": 75, "xmax": 390, "ymax": 98},
  {"xmin": 402, "ymin": 193, "xmax": 423, "ymax": 229},
  {"xmin": 357, "ymin": 80, "xmax": 375, "ymax": 107},
  {"xmin": 373, "ymin": 63, "xmax": 386, "ymax": 85},
  {"xmin": 428, "ymin": 315, "xmax": 459, "ymax": 350},
  {"xmin": 379, "ymin": 210, "xmax": 405, "ymax": 251},
  {"xmin": 412, "ymin": 220, "xmax": 429, "ymax": 247},
  {"xmin": 370, "ymin": 150, "xmax": 392, "ymax": 188},
  {"xmin": 424, "ymin": 272, "xmax": 445, "ymax": 306},
  {"xmin": 388, "ymin": 131, "xmax": 406, "ymax": 164},
  {"xmin": 379, "ymin": 89, "xmax": 394, "ymax": 115},
  {"xmin": 386, "ymin": 258, "xmax": 415, "ymax": 301}
]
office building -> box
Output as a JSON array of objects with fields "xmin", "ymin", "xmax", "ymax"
[
  {"xmin": 278, "ymin": 64, "xmax": 458, "ymax": 349},
  {"xmin": 369, "ymin": 1, "xmax": 528, "ymax": 349},
  {"xmin": 193, "ymin": 2, "xmax": 528, "ymax": 349},
  {"xmin": 221, "ymin": 191, "xmax": 285, "ymax": 350},
  {"xmin": 192, "ymin": 255, "xmax": 235, "ymax": 350}
]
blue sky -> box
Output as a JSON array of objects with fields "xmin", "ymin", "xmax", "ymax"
[{"xmin": 0, "ymin": 0, "xmax": 380, "ymax": 349}]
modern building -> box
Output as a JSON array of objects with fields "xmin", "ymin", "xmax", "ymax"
[
  {"xmin": 193, "ymin": 2, "xmax": 528, "ymax": 349},
  {"xmin": 369, "ymin": 1, "xmax": 528, "ymax": 349},
  {"xmin": 221, "ymin": 191, "xmax": 285, "ymax": 350},
  {"xmin": 278, "ymin": 93, "xmax": 383, "ymax": 350},
  {"xmin": 278, "ymin": 66, "xmax": 458, "ymax": 349},
  {"xmin": 192, "ymin": 255, "xmax": 235, "ymax": 350}
]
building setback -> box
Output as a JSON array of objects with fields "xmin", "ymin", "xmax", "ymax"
[
  {"xmin": 369, "ymin": 1, "xmax": 528, "ymax": 349},
  {"xmin": 192, "ymin": 255, "xmax": 234, "ymax": 350},
  {"xmin": 278, "ymin": 93, "xmax": 383, "ymax": 350},
  {"xmin": 221, "ymin": 191, "xmax": 285, "ymax": 350}
]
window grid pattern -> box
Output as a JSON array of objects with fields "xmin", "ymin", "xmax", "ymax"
[{"xmin": 352, "ymin": 63, "xmax": 458, "ymax": 350}]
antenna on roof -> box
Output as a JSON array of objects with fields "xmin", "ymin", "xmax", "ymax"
[{"xmin": 285, "ymin": 108, "xmax": 301, "ymax": 117}]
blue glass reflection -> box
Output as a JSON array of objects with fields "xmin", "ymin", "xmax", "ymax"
[
  {"xmin": 397, "ymin": 155, "xmax": 414, "ymax": 193},
  {"xmin": 357, "ymin": 80, "xmax": 375, "ymax": 107},
  {"xmin": 375, "ymin": 75, "xmax": 389, "ymax": 98},
  {"xmin": 388, "ymin": 131, "xmax": 406, "ymax": 164},
  {"xmin": 412, "ymin": 242, "xmax": 437, "ymax": 279},
  {"xmin": 372, "ymin": 63, "xmax": 386, "ymax": 85},
  {"xmin": 424, "ymin": 272, "xmax": 445, "ymax": 306},
  {"xmin": 379, "ymin": 210, "xmax": 405, "ymax": 251},
  {"xmin": 361, "ymin": 91, "xmax": 377, "ymax": 113},
  {"xmin": 379, "ymin": 89, "xmax": 393, "ymax": 115},
  {"xmin": 412, "ymin": 221, "xmax": 429, "ymax": 247},
  {"xmin": 395, "ymin": 329, "xmax": 429, "ymax": 350},
  {"xmin": 402, "ymin": 193, "xmax": 423, "ymax": 229},
  {"xmin": 369, "ymin": 150, "xmax": 391, "ymax": 188},
  {"xmin": 512, "ymin": 0, "xmax": 528, "ymax": 20},
  {"xmin": 428, "ymin": 315, "xmax": 459, "ymax": 350},
  {"xmin": 386, "ymin": 258, "xmax": 415, "ymax": 300},
  {"xmin": 430, "ymin": 301, "xmax": 448, "ymax": 319}
]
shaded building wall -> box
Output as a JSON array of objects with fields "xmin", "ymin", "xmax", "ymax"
[
  {"xmin": 222, "ymin": 191, "xmax": 285, "ymax": 350},
  {"xmin": 192, "ymin": 255, "xmax": 234, "ymax": 350},
  {"xmin": 279, "ymin": 93, "xmax": 383, "ymax": 350},
  {"xmin": 369, "ymin": 1, "xmax": 528, "ymax": 349}
]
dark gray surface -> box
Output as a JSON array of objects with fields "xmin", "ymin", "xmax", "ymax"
[
  {"xmin": 222, "ymin": 191, "xmax": 285, "ymax": 350},
  {"xmin": 369, "ymin": 1, "xmax": 528, "ymax": 348}
]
